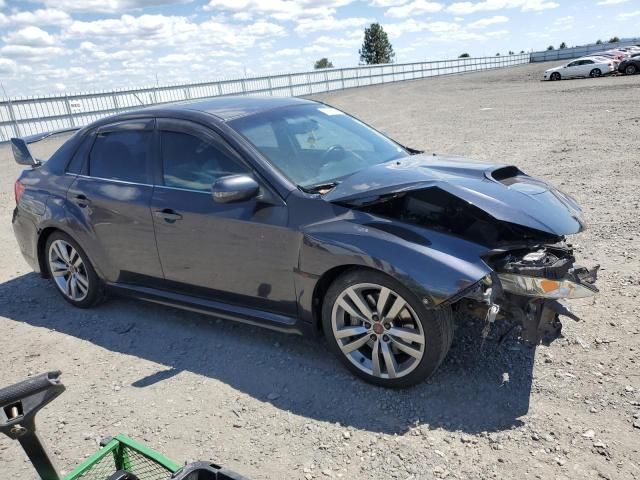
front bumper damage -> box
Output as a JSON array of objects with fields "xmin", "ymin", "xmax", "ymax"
[{"xmin": 460, "ymin": 244, "xmax": 599, "ymax": 345}]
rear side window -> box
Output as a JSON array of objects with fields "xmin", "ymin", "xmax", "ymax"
[
  {"xmin": 160, "ymin": 131, "xmax": 248, "ymax": 191},
  {"xmin": 89, "ymin": 130, "xmax": 151, "ymax": 183}
]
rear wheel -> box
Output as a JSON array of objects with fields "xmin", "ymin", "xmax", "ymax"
[
  {"xmin": 550, "ymin": 72, "xmax": 561, "ymax": 81},
  {"xmin": 322, "ymin": 269, "xmax": 453, "ymax": 388},
  {"xmin": 45, "ymin": 231, "xmax": 105, "ymax": 308},
  {"xmin": 590, "ymin": 68, "xmax": 602, "ymax": 78},
  {"xmin": 625, "ymin": 64, "xmax": 637, "ymax": 75}
]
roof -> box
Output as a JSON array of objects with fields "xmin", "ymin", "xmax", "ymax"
[{"xmin": 161, "ymin": 95, "xmax": 315, "ymax": 121}]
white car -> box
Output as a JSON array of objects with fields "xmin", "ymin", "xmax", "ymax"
[{"xmin": 543, "ymin": 57, "xmax": 615, "ymax": 81}]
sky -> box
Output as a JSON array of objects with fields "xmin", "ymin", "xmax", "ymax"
[{"xmin": 0, "ymin": 0, "xmax": 638, "ymax": 96}]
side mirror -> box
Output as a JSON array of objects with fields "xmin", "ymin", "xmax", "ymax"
[{"xmin": 212, "ymin": 175, "xmax": 259, "ymax": 204}]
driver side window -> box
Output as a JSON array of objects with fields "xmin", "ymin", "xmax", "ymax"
[{"xmin": 160, "ymin": 131, "xmax": 248, "ymax": 192}]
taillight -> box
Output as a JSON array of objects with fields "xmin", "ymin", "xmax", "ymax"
[{"xmin": 14, "ymin": 180, "xmax": 25, "ymax": 205}]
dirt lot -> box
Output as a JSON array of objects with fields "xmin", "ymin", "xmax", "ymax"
[{"xmin": 1, "ymin": 62, "xmax": 639, "ymax": 480}]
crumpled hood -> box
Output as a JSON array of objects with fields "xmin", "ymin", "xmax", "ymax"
[{"xmin": 323, "ymin": 154, "xmax": 585, "ymax": 236}]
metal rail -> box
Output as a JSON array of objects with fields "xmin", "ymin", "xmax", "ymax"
[{"xmin": 0, "ymin": 54, "xmax": 530, "ymax": 142}]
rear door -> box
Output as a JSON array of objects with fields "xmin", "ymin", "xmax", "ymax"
[
  {"xmin": 580, "ymin": 60, "xmax": 594, "ymax": 75},
  {"xmin": 66, "ymin": 118, "xmax": 163, "ymax": 284},
  {"xmin": 150, "ymin": 118, "xmax": 299, "ymax": 316}
]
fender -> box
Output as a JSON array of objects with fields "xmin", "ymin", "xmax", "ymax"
[{"xmin": 295, "ymin": 213, "xmax": 492, "ymax": 325}]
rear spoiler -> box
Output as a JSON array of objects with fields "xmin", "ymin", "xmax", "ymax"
[{"xmin": 10, "ymin": 127, "xmax": 79, "ymax": 166}]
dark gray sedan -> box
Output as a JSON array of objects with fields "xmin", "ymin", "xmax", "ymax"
[{"xmin": 11, "ymin": 96, "xmax": 598, "ymax": 387}]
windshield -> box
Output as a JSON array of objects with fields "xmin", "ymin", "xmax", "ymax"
[{"xmin": 229, "ymin": 104, "xmax": 408, "ymax": 189}]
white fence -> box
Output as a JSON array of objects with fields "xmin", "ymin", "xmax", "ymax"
[
  {"xmin": 530, "ymin": 38, "xmax": 640, "ymax": 62},
  {"xmin": 0, "ymin": 54, "xmax": 530, "ymax": 142}
]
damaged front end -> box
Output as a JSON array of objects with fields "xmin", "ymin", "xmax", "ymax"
[
  {"xmin": 325, "ymin": 156, "xmax": 600, "ymax": 344},
  {"xmin": 463, "ymin": 245, "xmax": 599, "ymax": 345}
]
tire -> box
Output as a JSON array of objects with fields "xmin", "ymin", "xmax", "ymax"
[
  {"xmin": 45, "ymin": 231, "xmax": 106, "ymax": 308},
  {"xmin": 550, "ymin": 72, "xmax": 561, "ymax": 81},
  {"xmin": 625, "ymin": 64, "xmax": 637, "ymax": 75},
  {"xmin": 590, "ymin": 68, "xmax": 602, "ymax": 78},
  {"xmin": 321, "ymin": 269, "xmax": 454, "ymax": 388}
]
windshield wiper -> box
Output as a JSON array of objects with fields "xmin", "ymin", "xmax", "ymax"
[{"xmin": 300, "ymin": 181, "xmax": 340, "ymax": 194}]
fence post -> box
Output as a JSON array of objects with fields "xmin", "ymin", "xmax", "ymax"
[
  {"xmin": 5, "ymin": 98, "xmax": 20, "ymax": 138},
  {"xmin": 63, "ymin": 95, "xmax": 76, "ymax": 128},
  {"xmin": 340, "ymin": 69, "xmax": 345, "ymax": 89},
  {"xmin": 324, "ymin": 70, "xmax": 330, "ymax": 92},
  {"xmin": 288, "ymin": 74, "xmax": 293, "ymax": 96},
  {"xmin": 267, "ymin": 76, "xmax": 273, "ymax": 96},
  {"xmin": 112, "ymin": 94, "xmax": 121, "ymax": 112}
]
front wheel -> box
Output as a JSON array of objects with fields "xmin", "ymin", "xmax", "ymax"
[
  {"xmin": 590, "ymin": 68, "xmax": 602, "ymax": 78},
  {"xmin": 46, "ymin": 231, "xmax": 105, "ymax": 308},
  {"xmin": 322, "ymin": 270, "xmax": 453, "ymax": 388},
  {"xmin": 625, "ymin": 64, "xmax": 637, "ymax": 75},
  {"xmin": 550, "ymin": 72, "xmax": 561, "ymax": 81}
]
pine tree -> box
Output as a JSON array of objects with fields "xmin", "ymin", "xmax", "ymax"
[{"xmin": 359, "ymin": 23, "xmax": 395, "ymax": 65}]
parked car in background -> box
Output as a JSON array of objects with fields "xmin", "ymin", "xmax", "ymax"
[
  {"xmin": 10, "ymin": 96, "xmax": 598, "ymax": 388},
  {"xmin": 543, "ymin": 57, "xmax": 615, "ymax": 80},
  {"xmin": 618, "ymin": 54, "xmax": 640, "ymax": 75}
]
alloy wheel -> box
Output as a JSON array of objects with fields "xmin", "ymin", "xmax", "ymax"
[
  {"xmin": 48, "ymin": 239, "xmax": 90, "ymax": 302},
  {"xmin": 626, "ymin": 65, "xmax": 637, "ymax": 75},
  {"xmin": 331, "ymin": 283, "xmax": 425, "ymax": 380}
]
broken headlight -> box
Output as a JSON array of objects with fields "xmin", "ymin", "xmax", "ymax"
[{"xmin": 497, "ymin": 272, "xmax": 598, "ymax": 299}]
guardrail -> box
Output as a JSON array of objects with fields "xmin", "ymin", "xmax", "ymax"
[
  {"xmin": 0, "ymin": 54, "xmax": 530, "ymax": 142},
  {"xmin": 530, "ymin": 38, "xmax": 640, "ymax": 62}
]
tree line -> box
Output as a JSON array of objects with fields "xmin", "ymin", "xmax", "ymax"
[{"xmin": 313, "ymin": 24, "xmax": 626, "ymax": 69}]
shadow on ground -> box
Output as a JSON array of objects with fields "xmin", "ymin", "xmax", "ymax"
[{"xmin": 1, "ymin": 273, "xmax": 536, "ymax": 435}]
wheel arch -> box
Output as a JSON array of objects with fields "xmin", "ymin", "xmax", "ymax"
[
  {"xmin": 36, "ymin": 225, "xmax": 99, "ymax": 280},
  {"xmin": 311, "ymin": 264, "xmax": 380, "ymax": 332},
  {"xmin": 37, "ymin": 226, "xmax": 62, "ymax": 278}
]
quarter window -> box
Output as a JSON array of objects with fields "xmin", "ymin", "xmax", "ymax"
[
  {"xmin": 89, "ymin": 130, "xmax": 151, "ymax": 183},
  {"xmin": 160, "ymin": 131, "xmax": 248, "ymax": 191}
]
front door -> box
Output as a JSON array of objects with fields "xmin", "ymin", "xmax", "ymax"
[
  {"xmin": 150, "ymin": 119, "xmax": 299, "ymax": 316},
  {"xmin": 66, "ymin": 118, "xmax": 164, "ymax": 283}
]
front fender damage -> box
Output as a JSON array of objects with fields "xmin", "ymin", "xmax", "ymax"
[{"xmin": 459, "ymin": 247, "xmax": 599, "ymax": 345}]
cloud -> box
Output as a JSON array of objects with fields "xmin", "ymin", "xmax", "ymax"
[
  {"xmin": 315, "ymin": 34, "xmax": 362, "ymax": 48},
  {"xmin": 370, "ymin": 0, "xmax": 407, "ymax": 5},
  {"xmin": 446, "ymin": 0, "xmax": 558, "ymax": 15},
  {"xmin": 597, "ymin": 0, "xmax": 629, "ymax": 4},
  {"xmin": 386, "ymin": 18, "xmax": 510, "ymax": 43},
  {"xmin": 294, "ymin": 15, "xmax": 370, "ymax": 34},
  {"xmin": 204, "ymin": 0, "xmax": 355, "ymax": 21},
  {"xmin": 0, "ymin": 57, "xmax": 16, "ymax": 74},
  {"xmin": 37, "ymin": 0, "xmax": 193, "ymax": 14},
  {"xmin": 618, "ymin": 10, "xmax": 640, "ymax": 19},
  {"xmin": 468, "ymin": 15, "xmax": 509, "ymax": 28},
  {"xmin": 3, "ymin": 9, "xmax": 72, "ymax": 27},
  {"xmin": 0, "ymin": 45, "xmax": 68, "ymax": 59},
  {"xmin": 385, "ymin": 0, "xmax": 443, "ymax": 17},
  {"xmin": 3, "ymin": 26, "xmax": 57, "ymax": 47},
  {"xmin": 244, "ymin": 21, "xmax": 285, "ymax": 36}
]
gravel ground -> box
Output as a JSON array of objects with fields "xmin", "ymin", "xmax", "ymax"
[{"xmin": 1, "ymin": 62, "xmax": 639, "ymax": 480}]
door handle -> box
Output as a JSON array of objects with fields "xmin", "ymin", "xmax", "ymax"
[
  {"xmin": 73, "ymin": 194, "xmax": 91, "ymax": 207},
  {"xmin": 155, "ymin": 209, "xmax": 183, "ymax": 222}
]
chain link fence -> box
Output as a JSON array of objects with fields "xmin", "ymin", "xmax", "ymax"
[{"xmin": 0, "ymin": 54, "xmax": 530, "ymax": 142}]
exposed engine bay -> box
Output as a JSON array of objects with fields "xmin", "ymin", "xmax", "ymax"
[
  {"xmin": 354, "ymin": 187, "xmax": 599, "ymax": 345},
  {"xmin": 357, "ymin": 187, "xmax": 561, "ymax": 247}
]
